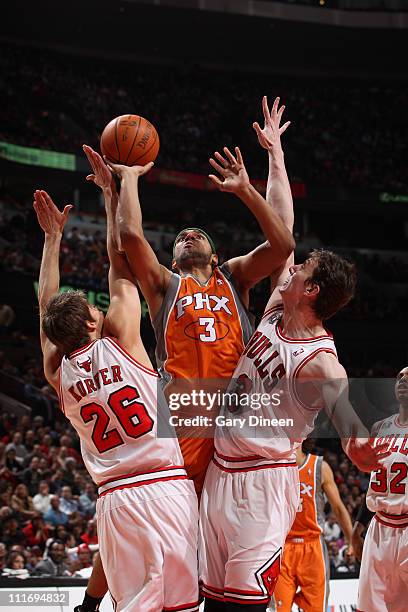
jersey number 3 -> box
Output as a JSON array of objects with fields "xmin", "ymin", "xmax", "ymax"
[{"xmin": 80, "ymin": 385, "xmax": 154, "ymax": 453}]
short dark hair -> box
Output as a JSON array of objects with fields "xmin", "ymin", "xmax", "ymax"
[
  {"xmin": 308, "ymin": 249, "xmax": 357, "ymax": 321},
  {"xmin": 42, "ymin": 291, "xmax": 92, "ymax": 356}
]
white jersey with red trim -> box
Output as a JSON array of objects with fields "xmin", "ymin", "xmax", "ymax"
[
  {"xmin": 215, "ymin": 306, "xmax": 337, "ymax": 463},
  {"xmin": 59, "ymin": 337, "xmax": 185, "ymax": 489},
  {"xmin": 366, "ymin": 414, "xmax": 408, "ymax": 520}
]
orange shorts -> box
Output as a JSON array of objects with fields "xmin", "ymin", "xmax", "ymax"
[{"xmin": 273, "ymin": 536, "xmax": 329, "ymax": 612}]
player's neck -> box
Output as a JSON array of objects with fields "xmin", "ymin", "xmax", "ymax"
[
  {"xmin": 179, "ymin": 264, "xmax": 214, "ymax": 284},
  {"xmin": 398, "ymin": 406, "xmax": 408, "ymax": 425},
  {"xmin": 281, "ymin": 305, "xmax": 325, "ymax": 339}
]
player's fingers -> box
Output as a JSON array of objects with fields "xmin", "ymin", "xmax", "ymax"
[
  {"xmin": 223, "ymin": 147, "xmax": 237, "ymax": 165},
  {"xmin": 83, "ymin": 145, "xmax": 98, "ymax": 173},
  {"xmin": 279, "ymin": 121, "xmax": 291, "ymax": 135},
  {"xmin": 36, "ymin": 190, "xmax": 49, "ymax": 211},
  {"xmin": 40, "ymin": 190, "xmax": 56, "ymax": 211},
  {"xmin": 86, "ymin": 174, "xmax": 96, "ymax": 182},
  {"xmin": 139, "ymin": 161, "xmax": 154, "ymax": 176},
  {"xmin": 262, "ymin": 95, "xmax": 270, "ymax": 124},
  {"xmin": 62, "ymin": 205, "xmax": 73, "ymax": 218},
  {"xmin": 214, "ymin": 151, "xmax": 229, "ymax": 168},
  {"xmin": 235, "ymin": 147, "xmax": 244, "ymax": 165},
  {"xmin": 103, "ymin": 156, "xmax": 122, "ymax": 174},
  {"xmin": 277, "ymin": 104, "xmax": 285, "ymax": 123},
  {"xmin": 209, "ymin": 158, "xmax": 227, "ymax": 176},
  {"xmin": 208, "ymin": 174, "xmax": 223, "ymax": 189},
  {"xmin": 272, "ymin": 96, "xmax": 280, "ymax": 117}
]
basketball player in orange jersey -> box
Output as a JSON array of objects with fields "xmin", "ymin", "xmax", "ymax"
[
  {"xmin": 33, "ymin": 156, "xmax": 199, "ymax": 611},
  {"xmin": 199, "ymin": 97, "xmax": 391, "ymax": 612},
  {"xmin": 357, "ymin": 365, "xmax": 408, "ymax": 612},
  {"xmin": 108, "ymin": 104, "xmax": 294, "ymax": 497},
  {"xmin": 272, "ymin": 441, "xmax": 353, "ymax": 612}
]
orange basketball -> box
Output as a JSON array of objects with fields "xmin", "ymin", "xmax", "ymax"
[{"xmin": 100, "ymin": 114, "xmax": 160, "ymax": 166}]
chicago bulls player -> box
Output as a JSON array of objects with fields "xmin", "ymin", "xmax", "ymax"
[
  {"xmin": 199, "ymin": 96, "xmax": 391, "ymax": 611},
  {"xmin": 357, "ymin": 366, "xmax": 408, "ymax": 612},
  {"xmin": 33, "ymin": 150, "xmax": 198, "ymax": 612}
]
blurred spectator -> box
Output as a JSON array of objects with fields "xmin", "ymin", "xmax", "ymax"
[
  {"xmin": 59, "ymin": 485, "xmax": 79, "ymax": 516},
  {"xmin": 328, "ymin": 541, "xmax": 342, "ymax": 573},
  {"xmin": 80, "ymin": 519, "xmax": 98, "ymax": 546},
  {"xmin": 21, "ymin": 456, "xmax": 43, "ymax": 496},
  {"xmin": 324, "ymin": 513, "xmax": 342, "ymax": 542},
  {"xmin": 0, "ymin": 517, "xmax": 26, "ymax": 548},
  {"xmin": 10, "ymin": 484, "xmax": 35, "ymax": 521},
  {"xmin": 2, "ymin": 551, "xmax": 30, "ymax": 578},
  {"xmin": 33, "ymin": 481, "xmax": 52, "ymax": 514},
  {"xmin": 6, "ymin": 433, "xmax": 27, "ymax": 465},
  {"xmin": 22, "ymin": 513, "xmax": 50, "ymax": 547},
  {"xmin": 79, "ymin": 483, "xmax": 97, "ymax": 517},
  {"xmin": 0, "ymin": 542, "xmax": 7, "ymax": 572},
  {"xmin": 34, "ymin": 540, "xmax": 71, "ymax": 576},
  {"xmin": 43, "ymin": 496, "xmax": 69, "ymax": 527}
]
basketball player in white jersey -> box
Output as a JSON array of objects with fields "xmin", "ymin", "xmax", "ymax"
[
  {"xmin": 357, "ymin": 365, "xmax": 408, "ymax": 612},
  {"xmin": 33, "ymin": 149, "xmax": 199, "ymax": 612},
  {"xmin": 199, "ymin": 96, "xmax": 391, "ymax": 612}
]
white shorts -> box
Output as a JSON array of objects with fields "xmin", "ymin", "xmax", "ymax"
[
  {"xmin": 96, "ymin": 478, "xmax": 199, "ymax": 612},
  {"xmin": 199, "ymin": 457, "xmax": 299, "ymax": 606},
  {"xmin": 357, "ymin": 515, "xmax": 408, "ymax": 612}
]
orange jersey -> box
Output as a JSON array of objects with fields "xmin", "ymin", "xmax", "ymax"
[
  {"xmin": 154, "ymin": 264, "xmax": 253, "ymax": 380},
  {"xmin": 153, "ymin": 263, "xmax": 254, "ymax": 493},
  {"xmin": 287, "ymin": 453, "xmax": 325, "ymax": 539}
]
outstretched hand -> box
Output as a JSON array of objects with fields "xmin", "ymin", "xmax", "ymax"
[
  {"xmin": 105, "ymin": 158, "xmax": 154, "ymax": 180},
  {"xmin": 33, "ymin": 190, "xmax": 72, "ymax": 236},
  {"xmin": 208, "ymin": 146, "xmax": 250, "ymax": 194},
  {"xmin": 253, "ymin": 96, "xmax": 291, "ymax": 151},
  {"xmin": 346, "ymin": 432, "xmax": 392, "ymax": 473},
  {"xmin": 83, "ymin": 144, "xmax": 113, "ymax": 191}
]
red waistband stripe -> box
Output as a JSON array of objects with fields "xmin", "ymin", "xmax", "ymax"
[
  {"xmin": 98, "ymin": 466, "xmax": 187, "ymax": 496},
  {"xmin": 213, "ymin": 457, "xmax": 297, "ymax": 473}
]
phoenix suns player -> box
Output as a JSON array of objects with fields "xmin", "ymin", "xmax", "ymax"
[{"xmin": 272, "ymin": 441, "xmax": 353, "ymax": 612}]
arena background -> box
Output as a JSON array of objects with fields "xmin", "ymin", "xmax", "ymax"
[{"xmin": 0, "ymin": 0, "xmax": 407, "ymax": 610}]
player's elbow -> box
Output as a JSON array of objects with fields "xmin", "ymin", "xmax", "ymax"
[
  {"xmin": 120, "ymin": 228, "xmax": 146, "ymax": 253},
  {"xmin": 275, "ymin": 233, "xmax": 296, "ymax": 264}
]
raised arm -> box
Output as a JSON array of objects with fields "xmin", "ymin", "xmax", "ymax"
[
  {"xmin": 83, "ymin": 146, "xmax": 152, "ymax": 366},
  {"xmin": 208, "ymin": 146, "xmax": 295, "ymax": 304},
  {"xmin": 253, "ymin": 96, "xmax": 295, "ymax": 309},
  {"xmin": 299, "ymin": 352, "xmax": 392, "ymax": 472},
  {"xmin": 33, "ymin": 190, "xmax": 72, "ymax": 388},
  {"xmin": 103, "ymin": 159, "xmax": 171, "ymax": 320},
  {"xmin": 321, "ymin": 460, "xmax": 353, "ymax": 550}
]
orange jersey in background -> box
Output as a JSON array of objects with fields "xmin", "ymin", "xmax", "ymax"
[
  {"xmin": 288, "ymin": 453, "xmax": 325, "ymax": 539},
  {"xmin": 274, "ymin": 454, "xmax": 329, "ymax": 612},
  {"xmin": 153, "ymin": 263, "xmax": 254, "ymax": 493}
]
